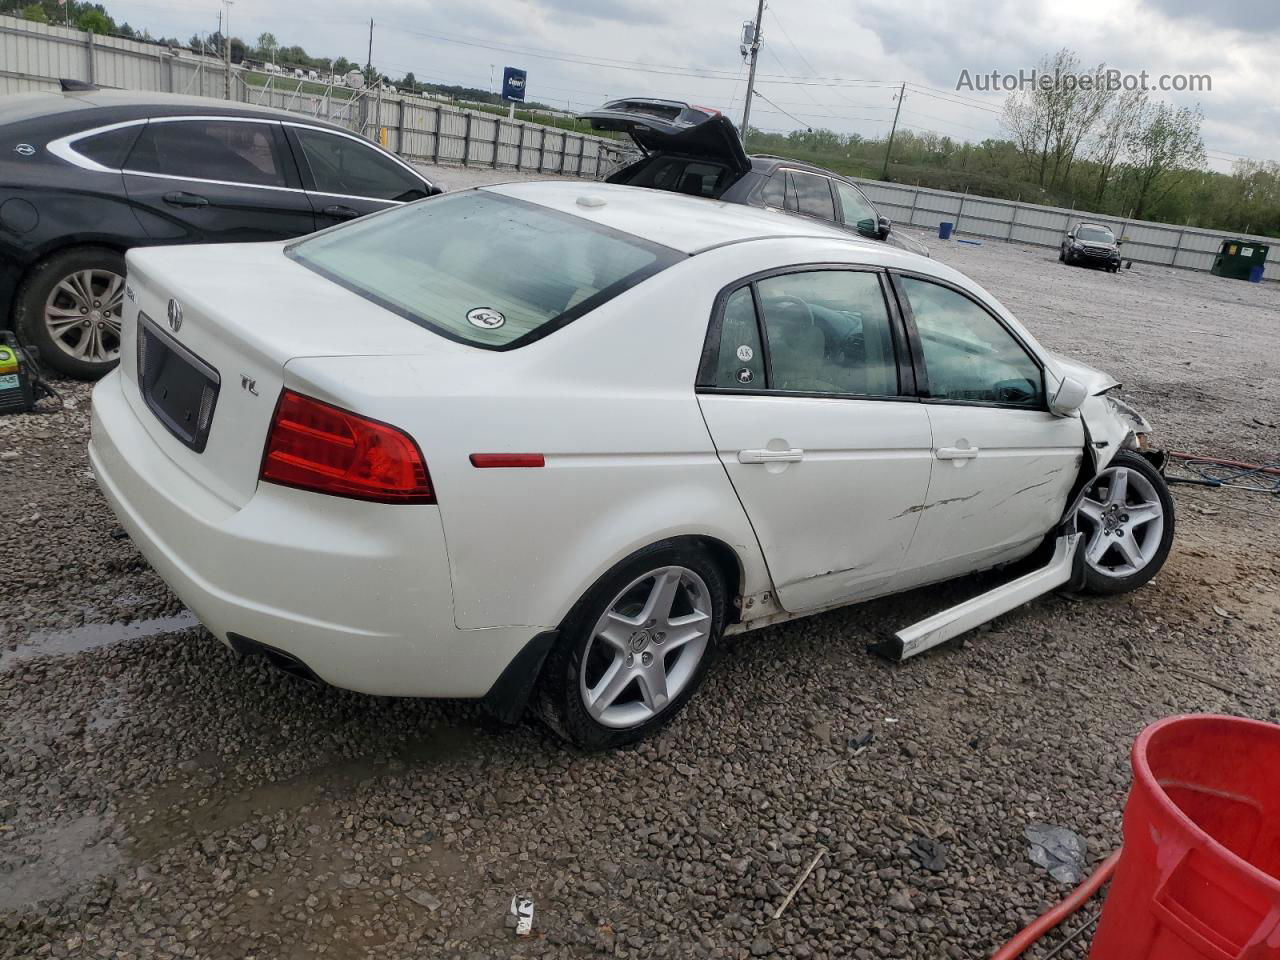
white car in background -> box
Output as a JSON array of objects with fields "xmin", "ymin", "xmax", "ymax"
[{"xmin": 89, "ymin": 182, "xmax": 1174, "ymax": 749}]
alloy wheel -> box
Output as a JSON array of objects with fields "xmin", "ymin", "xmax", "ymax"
[
  {"xmin": 1076, "ymin": 464, "xmax": 1166, "ymax": 578},
  {"xmin": 44, "ymin": 268, "xmax": 125, "ymax": 365},
  {"xmin": 579, "ymin": 566, "xmax": 712, "ymax": 729}
]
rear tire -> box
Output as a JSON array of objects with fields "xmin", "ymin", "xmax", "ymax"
[
  {"xmin": 15, "ymin": 246, "xmax": 126, "ymax": 379},
  {"xmin": 1075, "ymin": 450, "xmax": 1175, "ymax": 595},
  {"xmin": 538, "ymin": 541, "xmax": 727, "ymax": 750}
]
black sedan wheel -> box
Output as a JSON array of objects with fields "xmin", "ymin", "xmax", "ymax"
[{"xmin": 16, "ymin": 247, "xmax": 126, "ymax": 379}]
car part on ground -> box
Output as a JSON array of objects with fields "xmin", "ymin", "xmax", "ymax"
[
  {"xmin": 88, "ymin": 180, "xmax": 1173, "ymax": 748},
  {"xmin": 0, "ymin": 88, "xmax": 439, "ymax": 379},
  {"xmin": 876, "ymin": 533, "xmax": 1081, "ymax": 662}
]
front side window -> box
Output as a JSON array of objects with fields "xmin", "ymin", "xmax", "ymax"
[
  {"xmin": 292, "ymin": 127, "xmax": 427, "ymax": 201},
  {"xmin": 127, "ymin": 120, "xmax": 287, "ymax": 187},
  {"xmin": 787, "ymin": 172, "xmax": 836, "ymax": 221},
  {"xmin": 899, "ymin": 277, "xmax": 1042, "ymax": 406},
  {"xmin": 288, "ymin": 191, "xmax": 680, "ymax": 349},
  {"xmin": 756, "ymin": 270, "xmax": 898, "ymax": 396},
  {"xmin": 835, "ymin": 181, "xmax": 878, "ymax": 235}
]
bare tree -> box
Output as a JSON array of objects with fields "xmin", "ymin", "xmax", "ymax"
[
  {"xmin": 1002, "ymin": 49, "xmax": 1110, "ymax": 188},
  {"xmin": 1124, "ymin": 102, "xmax": 1206, "ymax": 219},
  {"xmin": 1089, "ymin": 88, "xmax": 1148, "ymax": 207}
]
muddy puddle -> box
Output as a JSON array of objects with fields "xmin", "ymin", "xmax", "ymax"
[
  {"xmin": 0, "ymin": 612, "xmax": 199, "ymax": 669},
  {"xmin": 127, "ymin": 723, "xmax": 482, "ymax": 860}
]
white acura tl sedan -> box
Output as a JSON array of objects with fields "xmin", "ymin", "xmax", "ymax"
[{"xmin": 90, "ymin": 181, "xmax": 1173, "ymax": 748}]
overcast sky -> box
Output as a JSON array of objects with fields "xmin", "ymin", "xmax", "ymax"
[{"xmin": 107, "ymin": 0, "xmax": 1279, "ymax": 172}]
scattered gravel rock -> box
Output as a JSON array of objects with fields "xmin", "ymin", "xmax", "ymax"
[{"xmin": 2, "ymin": 245, "xmax": 1278, "ymax": 960}]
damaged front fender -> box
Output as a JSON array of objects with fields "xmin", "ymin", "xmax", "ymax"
[{"xmin": 1081, "ymin": 392, "xmax": 1153, "ymax": 472}]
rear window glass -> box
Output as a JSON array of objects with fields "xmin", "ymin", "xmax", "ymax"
[
  {"xmin": 625, "ymin": 157, "xmax": 732, "ymax": 198},
  {"xmin": 74, "ymin": 125, "xmax": 140, "ymax": 169},
  {"xmin": 287, "ymin": 191, "xmax": 682, "ymax": 349}
]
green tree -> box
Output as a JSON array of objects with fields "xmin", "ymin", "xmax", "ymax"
[
  {"xmin": 76, "ymin": 9, "xmax": 110, "ymax": 33},
  {"xmin": 257, "ymin": 31, "xmax": 277, "ymax": 59},
  {"xmin": 1123, "ymin": 101, "xmax": 1206, "ymax": 219},
  {"xmin": 20, "ymin": 2, "xmax": 48, "ymax": 22}
]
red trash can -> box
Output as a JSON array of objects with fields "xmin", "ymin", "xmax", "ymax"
[{"xmin": 1091, "ymin": 715, "xmax": 1280, "ymax": 959}]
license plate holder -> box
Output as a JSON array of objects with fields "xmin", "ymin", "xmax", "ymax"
[{"xmin": 137, "ymin": 316, "xmax": 220, "ymax": 453}]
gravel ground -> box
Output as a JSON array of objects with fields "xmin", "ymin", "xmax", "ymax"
[{"xmin": 2, "ymin": 198, "xmax": 1279, "ymax": 960}]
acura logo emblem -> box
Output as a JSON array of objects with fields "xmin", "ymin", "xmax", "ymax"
[{"xmin": 166, "ymin": 298, "xmax": 183, "ymax": 332}]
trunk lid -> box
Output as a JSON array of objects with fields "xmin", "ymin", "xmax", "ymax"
[
  {"xmin": 579, "ymin": 98, "xmax": 751, "ymax": 175},
  {"xmin": 121, "ymin": 241, "xmax": 455, "ymax": 508}
]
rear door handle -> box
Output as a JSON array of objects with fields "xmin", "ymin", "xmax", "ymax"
[
  {"xmin": 321, "ymin": 204, "xmax": 361, "ymax": 220},
  {"xmin": 936, "ymin": 445, "xmax": 980, "ymax": 460},
  {"xmin": 738, "ymin": 448, "xmax": 804, "ymax": 464},
  {"xmin": 163, "ymin": 191, "xmax": 209, "ymax": 208}
]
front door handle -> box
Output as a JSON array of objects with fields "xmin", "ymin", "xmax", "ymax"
[
  {"xmin": 936, "ymin": 445, "xmax": 980, "ymax": 460},
  {"xmin": 163, "ymin": 191, "xmax": 209, "ymax": 208},
  {"xmin": 321, "ymin": 204, "xmax": 361, "ymax": 220},
  {"xmin": 739, "ymin": 448, "xmax": 804, "ymax": 464}
]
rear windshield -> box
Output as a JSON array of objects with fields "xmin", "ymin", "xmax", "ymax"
[
  {"xmin": 622, "ymin": 156, "xmax": 734, "ymax": 198},
  {"xmin": 1077, "ymin": 226, "xmax": 1114, "ymax": 243},
  {"xmin": 287, "ymin": 191, "xmax": 681, "ymax": 349}
]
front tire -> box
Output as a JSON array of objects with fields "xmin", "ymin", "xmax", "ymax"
[
  {"xmin": 538, "ymin": 542, "xmax": 727, "ymax": 749},
  {"xmin": 1075, "ymin": 450, "xmax": 1175, "ymax": 595},
  {"xmin": 15, "ymin": 246, "xmax": 126, "ymax": 379}
]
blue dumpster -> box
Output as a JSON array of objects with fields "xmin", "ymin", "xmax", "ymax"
[{"xmin": 938, "ymin": 221, "xmax": 954, "ymax": 240}]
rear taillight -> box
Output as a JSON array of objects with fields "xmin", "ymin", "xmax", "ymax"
[{"xmin": 260, "ymin": 390, "xmax": 434, "ymax": 504}]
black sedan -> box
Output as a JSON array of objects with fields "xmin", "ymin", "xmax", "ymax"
[
  {"xmin": 1, "ymin": 86, "xmax": 440, "ymax": 377},
  {"xmin": 580, "ymin": 98, "xmax": 929, "ymax": 259}
]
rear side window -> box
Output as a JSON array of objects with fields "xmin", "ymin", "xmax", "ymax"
[
  {"xmin": 288, "ymin": 191, "xmax": 682, "ymax": 349},
  {"xmin": 788, "ymin": 172, "xmax": 836, "ymax": 221},
  {"xmin": 760, "ymin": 174, "xmax": 785, "ymax": 208},
  {"xmin": 127, "ymin": 119, "xmax": 288, "ymax": 187},
  {"xmin": 74, "ymin": 125, "xmax": 141, "ymax": 169},
  {"xmin": 713, "ymin": 287, "xmax": 765, "ymax": 387},
  {"xmin": 757, "ymin": 270, "xmax": 898, "ymax": 396},
  {"xmin": 291, "ymin": 127, "xmax": 427, "ymax": 201}
]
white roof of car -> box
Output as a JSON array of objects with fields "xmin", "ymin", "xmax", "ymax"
[{"xmin": 480, "ymin": 179, "xmax": 879, "ymax": 256}]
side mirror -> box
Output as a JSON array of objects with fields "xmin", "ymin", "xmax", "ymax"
[
  {"xmin": 1049, "ymin": 376, "xmax": 1089, "ymax": 417},
  {"xmin": 877, "ymin": 215, "xmax": 892, "ymax": 239}
]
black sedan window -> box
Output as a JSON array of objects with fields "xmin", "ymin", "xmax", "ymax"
[
  {"xmin": 75, "ymin": 125, "xmax": 141, "ymax": 169},
  {"xmin": 126, "ymin": 120, "xmax": 288, "ymax": 188}
]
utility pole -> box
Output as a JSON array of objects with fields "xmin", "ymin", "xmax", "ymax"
[
  {"xmin": 881, "ymin": 82, "xmax": 905, "ymax": 179},
  {"xmin": 221, "ymin": 1, "xmax": 234, "ymax": 101},
  {"xmin": 739, "ymin": 0, "xmax": 766, "ymax": 146},
  {"xmin": 366, "ymin": 18, "xmax": 374, "ymax": 84}
]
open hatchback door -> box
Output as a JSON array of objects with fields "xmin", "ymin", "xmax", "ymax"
[{"xmin": 580, "ymin": 99, "xmax": 752, "ymax": 198}]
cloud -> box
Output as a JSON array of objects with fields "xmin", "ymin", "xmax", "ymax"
[{"xmin": 1139, "ymin": 0, "xmax": 1280, "ymax": 34}]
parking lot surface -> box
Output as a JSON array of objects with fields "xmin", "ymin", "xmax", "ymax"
[{"xmin": 2, "ymin": 188, "xmax": 1278, "ymax": 959}]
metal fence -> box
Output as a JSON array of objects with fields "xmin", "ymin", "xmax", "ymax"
[
  {"xmin": 0, "ymin": 14, "xmax": 627, "ymax": 177},
  {"xmin": 853, "ymin": 178, "xmax": 1279, "ymax": 276}
]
